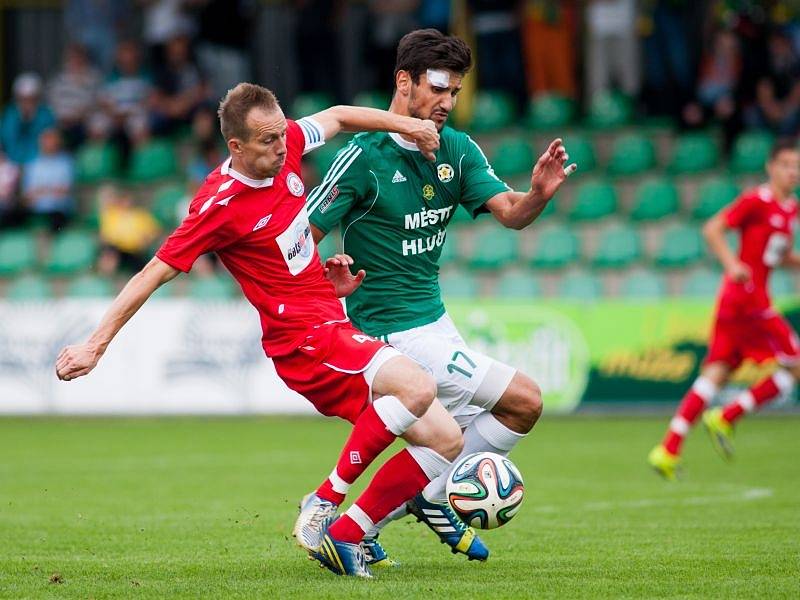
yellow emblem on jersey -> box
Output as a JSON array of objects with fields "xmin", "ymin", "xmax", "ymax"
[
  {"xmin": 437, "ymin": 163, "xmax": 454, "ymax": 182},
  {"xmin": 422, "ymin": 184, "xmax": 435, "ymax": 202}
]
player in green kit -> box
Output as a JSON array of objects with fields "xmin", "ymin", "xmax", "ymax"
[{"xmin": 295, "ymin": 29, "xmax": 575, "ymax": 565}]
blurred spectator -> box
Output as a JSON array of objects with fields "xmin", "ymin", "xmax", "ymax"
[
  {"xmin": 752, "ymin": 28, "xmax": 800, "ymax": 135},
  {"xmin": 0, "ymin": 73, "xmax": 56, "ymax": 165},
  {"xmin": 0, "ymin": 146, "xmax": 22, "ymax": 229},
  {"xmin": 150, "ymin": 34, "xmax": 209, "ymax": 134},
  {"xmin": 22, "ymin": 129, "xmax": 75, "ymax": 232},
  {"xmin": 584, "ymin": 0, "xmax": 639, "ymax": 99},
  {"xmin": 467, "ymin": 0, "xmax": 527, "ymax": 107},
  {"xmin": 46, "ymin": 44, "xmax": 103, "ymax": 149},
  {"xmin": 523, "ymin": 0, "xmax": 578, "ymax": 99},
  {"xmin": 96, "ymin": 185, "xmax": 161, "ymax": 275},
  {"xmin": 367, "ymin": 0, "xmax": 420, "ymax": 89},
  {"xmin": 186, "ymin": 106, "xmax": 224, "ymax": 185},
  {"xmin": 100, "ymin": 41, "xmax": 153, "ymax": 126},
  {"xmin": 64, "ymin": 0, "xmax": 132, "ymax": 73},
  {"xmin": 294, "ymin": 0, "xmax": 342, "ymax": 99},
  {"xmin": 139, "ymin": 0, "xmax": 197, "ymax": 64}
]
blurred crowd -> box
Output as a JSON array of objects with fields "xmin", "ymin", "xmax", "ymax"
[{"xmin": 1, "ymin": 0, "xmax": 799, "ymax": 278}]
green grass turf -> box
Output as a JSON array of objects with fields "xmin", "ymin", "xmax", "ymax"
[{"xmin": 0, "ymin": 415, "xmax": 798, "ymax": 599}]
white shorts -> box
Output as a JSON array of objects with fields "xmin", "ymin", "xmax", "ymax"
[{"xmin": 383, "ymin": 313, "xmax": 516, "ymax": 424}]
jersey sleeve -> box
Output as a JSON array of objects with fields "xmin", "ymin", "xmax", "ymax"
[
  {"xmin": 306, "ymin": 140, "xmax": 370, "ymax": 234},
  {"xmin": 458, "ymin": 134, "xmax": 511, "ymax": 218},
  {"xmin": 724, "ymin": 193, "xmax": 760, "ymax": 229},
  {"xmin": 296, "ymin": 116, "xmax": 326, "ymax": 155},
  {"xmin": 156, "ymin": 193, "xmax": 237, "ymax": 272}
]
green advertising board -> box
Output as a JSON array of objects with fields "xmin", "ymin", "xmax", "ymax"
[{"xmin": 446, "ymin": 300, "xmax": 800, "ymax": 413}]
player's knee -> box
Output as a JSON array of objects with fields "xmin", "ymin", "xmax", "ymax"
[
  {"xmin": 493, "ymin": 374, "xmax": 542, "ymax": 433},
  {"xmin": 399, "ymin": 369, "xmax": 437, "ymax": 417},
  {"xmin": 516, "ymin": 377, "xmax": 543, "ymax": 431}
]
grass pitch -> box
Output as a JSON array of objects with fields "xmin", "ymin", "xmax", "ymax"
[{"xmin": 0, "ymin": 415, "xmax": 798, "ymax": 599}]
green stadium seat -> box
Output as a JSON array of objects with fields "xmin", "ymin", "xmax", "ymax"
[
  {"xmin": 655, "ymin": 224, "xmax": 704, "ymax": 267},
  {"xmin": 6, "ymin": 274, "xmax": 53, "ymax": 300},
  {"xmin": 630, "ymin": 177, "xmax": 680, "ymax": 221},
  {"xmin": 439, "ymin": 228, "xmax": 461, "ymax": 266},
  {"xmin": 557, "ymin": 271, "xmax": 603, "ymax": 299},
  {"xmin": 151, "ymin": 184, "xmax": 187, "ymax": 227},
  {"xmin": 75, "ymin": 141, "xmax": 120, "ymax": 184},
  {"xmin": 691, "ymin": 177, "xmax": 740, "ymax": 220},
  {"xmin": 561, "ymin": 135, "xmax": 597, "ymax": 175},
  {"xmin": 491, "ymin": 136, "xmax": 534, "ymax": 178},
  {"xmin": 495, "ymin": 270, "xmax": 543, "ymax": 298},
  {"xmin": 607, "ymin": 134, "xmax": 657, "ymax": 177},
  {"xmin": 770, "ymin": 270, "xmax": 795, "ymax": 297},
  {"xmin": 569, "ymin": 179, "xmax": 617, "ymax": 221},
  {"xmin": 730, "ymin": 131, "xmax": 773, "ymax": 174},
  {"xmin": 66, "ymin": 274, "xmax": 115, "ymax": 298},
  {"xmin": 668, "ymin": 133, "xmax": 719, "ymax": 174},
  {"xmin": 525, "ymin": 94, "xmax": 575, "ymax": 130},
  {"xmin": 468, "ymin": 227, "xmax": 519, "ymax": 270},
  {"xmin": 0, "ymin": 230, "xmax": 38, "ymax": 277},
  {"xmin": 187, "ymin": 274, "xmax": 238, "ymax": 299},
  {"xmin": 620, "ymin": 270, "xmax": 666, "ymax": 298},
  {"xmin": 439, "ymin": 271, "xmax": 479, "ymax": 297},
  {"xmin": 681, "ymin": 267, "xmax": 721, "ymax": 297},
  {"xmin": 468, "ymin": 91, "xmax": 516, "ymax": 132},
  {"xmin": 43, "ymin": 230, "xmax": 98, "ymax": 275},
  {"xmin": 529, "ymin": 224, "xmax": 580, "ymax": 269},
  {"xmin": 352, "ymin": 90, "xmax": 391, "ymax": 109},
  {"xmin": 128, "ymin": 139, "xmax": 179, "ymax": 182},
  {"xmin": 592, "ymin": 224, "xmax": 643, "ymax": 269},
  {"xmin": 585, "ymin": 91, "xmax": 632, "ymax": 129},
  {"xmin": 290, "ymin": 92, "xmax": 334, "ymax": 119}
]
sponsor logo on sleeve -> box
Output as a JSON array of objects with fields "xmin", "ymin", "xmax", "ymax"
[{"xmin": 318, "ymin": 185, "xmax": 339, "ymax": 214}]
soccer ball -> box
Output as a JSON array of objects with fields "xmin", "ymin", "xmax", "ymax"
[{"xmin": 445, "ymin": 452, "xmax": 525, "ymax": 530}]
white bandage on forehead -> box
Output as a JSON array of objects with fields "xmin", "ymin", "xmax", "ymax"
[{"xmin": 426, "ymin": 68, "xmax": 451, "ymax": 88}]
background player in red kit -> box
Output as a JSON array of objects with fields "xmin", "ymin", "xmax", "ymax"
[
  {"xmin": 649, "ymin": 140, "xmax": 800, "ymax": 480},
  {"xmin": 55, "ymin": 83, "xmax": 464, "ymax": 578}
]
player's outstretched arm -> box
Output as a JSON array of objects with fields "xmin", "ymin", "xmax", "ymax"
[
  {"xmin": 702, "ymin": 214, "xmax": 751, "ymax": 282},
  {"xmin": 308, "ymin": 105, "xmax": 440, "ymax": 161},
  {"xmin": 55, "ymin": 257, "xmax": 180, "ymax": 381},
  {"xmin": 485, "ymin": 138, "xmax": 576, "ymax": 230}
]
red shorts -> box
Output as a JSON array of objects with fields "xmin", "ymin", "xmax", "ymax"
[
  {"xmin": 705, "ymin": 311, "xmax": 800, "ymax": 369},
  {"xmin": 272, "ymin": 320, "xmax": 401, "ymax": 423}
]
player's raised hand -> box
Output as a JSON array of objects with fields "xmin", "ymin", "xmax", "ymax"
[
  {"xmin": 56, "ymin": 343, "xmax": 101, "ymax": 382},
  {"xmin": 323, "ymin": 254, "xmax": 366, "ymax": 298},
  {"xmin": 530, "ymin": 138, "xmax": 577, "ymax": 201},
  {"xmin": 409, "ymin": 119, "xmax": 440, "ymax": 161}
]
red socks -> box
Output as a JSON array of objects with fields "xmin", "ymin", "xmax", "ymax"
[{"xmin": 662, "ymin": 377, "xmax": 717, "ymax": 455}]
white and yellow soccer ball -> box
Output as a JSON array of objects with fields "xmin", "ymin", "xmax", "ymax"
[{"xmin": 445, "ymin": 452, "xmax": 525, "ymax": 530}]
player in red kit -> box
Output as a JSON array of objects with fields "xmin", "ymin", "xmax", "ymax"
[
  {"xmin": 55, "ymin": 83, "xmax": 464, "ymax": 578},
  {"xmin": 650, "ymin": 140, "xmax": 800, "ymax": 480}
]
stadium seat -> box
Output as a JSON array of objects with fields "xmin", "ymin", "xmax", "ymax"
[
  {"xmin": 43, "ymin": 230, "xmax": 98, "ymax": 275},
  {"xmin": 691, "ymin": 177, "xmax": 739, "ymax": 220},
  {"xmin": 352, "ymin": 90, "xmax": 391, "ymax": 109},
  {"xmin": 561, "ymin": 135, "xmax": 597, "ymax": 175},
  {"xmin": 620, "ymin": 270, "xmax": 667, "ymax": 298},
  {"xmin": 607, "ymin": 134, "xmax": 657, "ymax": 177},
  {"xmin": 290, "ymin": 92, "xmax": 334, "ymax": 118},
  {"xmin": 630, "ymin": 177, "xmax": 680, "ymax": 221},
  {"xmin": 439, "ymin": 271, "xmax": 479, "ymax": 297},
  {"xmin": 557, "ymin": 271, "xmax": 603, "ymax": 299},
  {"xmin": 495, "ymin": 270, "xmax": 543, "ymax": 298},
  {"xmin": 491, "ymin": 136, "xmax": 535, "ymax": 178},
  {"xmin": 529, "ymin": 224, "xmax": 580, "ymax": 269},
  {"xmin": 730, "ymin": 131, "xmax": 773, "ymax": 175},
  {"xmin": 75, "ymin": 142, "xmax": 120, "ymax": 184},
  {"xmin": 0, "ymin": 230, "xmax": 38, "ymax": 277},
  {"xmin": 525, "ymin": 93, "xmax": 575, "ymax": 130},
  {"xmin": 654, "ymin": 224, "xmax": 704, "ymax": 267},
  {"xmin": 585, "ymin": 91, "xmax": 632, "ymax": 129},
  {"xmin": 187, "ymin": 274, "xmax": 238, "ymax": 299},
  {"xmin": 151, "ymin": 183, "xmax": 187, "ymax": 227},
  {"xmin": 66, "ymin": 274, "xmax": 115, "ymax": 298},
  {"xmin": 668, "ymin": 133, "xmax": 719, "ymax": 174},
  {"xmin": 592, "ymin": 224, "xmax": 643, "ymax": 269},
  {"xmin": 770, "ymin": 270, "xmax": 795, "ymax": 297},
  {"xmin": 569, "ymin": 179, "xmax": 617, "ymax": 221},
  {"xmin": 468, "ymin": 227, "xmax": 519, "ymax": 270},
  {"xmin": 6, "ymin": 274, "xmax": 53, "ymax": 300},
  {"xmin": 468, "ymin": 91, "xmax": 516, "ymax": 132},
  {"xmin": 127, "ymin": 139, "xmax": 179, "ymax": 182},
  {"xmin": 681, "ymin": 267, "xmax": 721, "ymax": 297}
]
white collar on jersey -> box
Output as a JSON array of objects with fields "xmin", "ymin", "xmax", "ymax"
[
  {"xmin": 388, "ymin": 132, "xmax": 420, "ymax": 152},
  {"xmin": 221, "ymin": 157, "xmax": 274, "ymax": 188}
]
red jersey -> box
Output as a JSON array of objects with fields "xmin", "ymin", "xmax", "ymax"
[
  {"xmin": 156, "ymin": 118, "xmax": 346, "ymax": 357},
  {"xmin": 715, "ymin": 185, "xmax": 798, "ymax": 320}
]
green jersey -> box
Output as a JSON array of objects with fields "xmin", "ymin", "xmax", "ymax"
[{"xmin": 307, "ymin": 127, "xmax": 509, "ymax": 337}]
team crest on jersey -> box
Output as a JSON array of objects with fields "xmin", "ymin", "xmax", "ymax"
[
  {"xmin": 437, "ymin": 163, "xmax": 454, "ymax": 182},
  {"xmin": 286, "ymin": 172, "xmax": 304, "ymax": 197},
  {"xmin": 422, "ymin": 184, "xmax": 435, "ymax": 202}
]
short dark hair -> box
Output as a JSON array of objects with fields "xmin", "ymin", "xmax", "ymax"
[
  {"xmin": 394, "ymin": 29, "xmax": 472, "ymax": 84},
  {"xmin": 218, "ymin": 83, "xmax": 280, "ymax": 142},
  {"xmin": 769, "ymin": 137, "xmax": 799, "ymax": 161}
]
